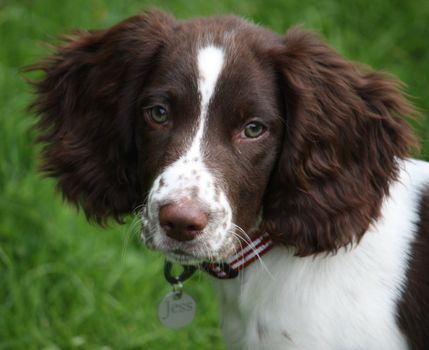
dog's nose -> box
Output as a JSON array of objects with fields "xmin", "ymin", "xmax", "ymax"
[{"xmin": 159, "ymin": 200, "xmax": 208, "ymax": 241}]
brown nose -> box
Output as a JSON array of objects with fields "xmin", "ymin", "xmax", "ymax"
[{"xmin": 159, "ymin": 200, "xmax": 208, "ymax": 242}]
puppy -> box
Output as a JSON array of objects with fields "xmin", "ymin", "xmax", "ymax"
[{"xmin": 30, "ymin": 10, "xmax": 428, "ymax": 350}]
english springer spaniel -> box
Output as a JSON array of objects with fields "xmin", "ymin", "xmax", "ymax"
[{"xmin": 29, "ymin": 10, "xmax": 429, "ymax": 350}]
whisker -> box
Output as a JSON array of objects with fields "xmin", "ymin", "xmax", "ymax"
[
  {"xmin": 132, "ymin": 203, "xmax": 146, "ymax": 215},
  {"xmin": 121, "ymin": 215, "xmax": 143, "ymax": 260}
]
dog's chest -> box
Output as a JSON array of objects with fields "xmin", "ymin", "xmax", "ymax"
[
  {"xmin": 213, "ymin": 166, "xmax": 429, "ymax": 350},
  {"xmin": 215, "ymin": 244, "xmax": 410, "ymax": 350}
]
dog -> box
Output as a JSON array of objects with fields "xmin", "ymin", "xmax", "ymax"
[{"xmin": 29, "ymin": 10, "xmax": 429, "ymax": 350}]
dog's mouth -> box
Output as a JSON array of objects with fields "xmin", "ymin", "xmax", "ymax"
[
  {"xmin": 141, "ymin": 223, "xmax": 238, "ymax": 265},
  {"xmin": 165, "ymin": 249, "xmax": 206, "ymax": 265},
  {"xmin": 160, "ymin": 243, "xmax": 224, "ymax": 266},
  {"xmin": 171, "ymin": 248, "xmax": 192, "ymax": 256},
  {"xmin": 163, "ymin": 244, "xmax": 237, "ymax": 265}
]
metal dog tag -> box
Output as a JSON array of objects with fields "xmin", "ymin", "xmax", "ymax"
[{"xmin": 158, "ymin": 291, "xmax": 196, "ymax": 328}]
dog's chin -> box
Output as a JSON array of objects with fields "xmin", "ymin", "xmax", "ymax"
[
  {"xmin": 164, "ymin": 242, "xmax": 238, "ymax": 265},
  {"xmin": 164, "ymin": 245, "xmax": 228, "ymax": 265},
  {"xmin": 143, "ymin": 238, "xmax": 222, "ymax": 265},
  {"xmin": 142, "ymin": 227, "xmax": 239, "ymax": 264}
]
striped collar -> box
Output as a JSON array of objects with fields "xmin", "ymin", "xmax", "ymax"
[{"xmin": 201, "ymin": 232, "xmax": 274, "ymax": 279}]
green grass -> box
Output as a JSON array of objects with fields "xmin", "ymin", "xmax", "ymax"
[{"xmin": 1, "ymin": 0, "xmax": 428, "ymax": 349}]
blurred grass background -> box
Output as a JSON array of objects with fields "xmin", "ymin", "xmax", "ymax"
[{"xmin": 0, "ymin": 0, "xmax": 428, "ymax": 349}]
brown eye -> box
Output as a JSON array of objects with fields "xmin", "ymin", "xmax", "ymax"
[
  {"xmin": 147, "ymin": 105, "xmax": 169, "ymax": 124},
  {"xmin": 243, "ymin": 122, "xmax": 266, "ymax": 138}
]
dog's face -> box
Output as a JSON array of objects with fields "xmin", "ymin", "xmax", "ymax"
[
  {"xmin": 30, "ymin": 11, "xmax": 416, "ymax": 260},
  {"xmin": 134, "ymin": 22, "xmax": 284, "ymax": 263}
]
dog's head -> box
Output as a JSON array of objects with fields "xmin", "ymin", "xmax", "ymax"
[{"xmin": 30, "ymin": 10, "xmax": 417, "ymax": 263}]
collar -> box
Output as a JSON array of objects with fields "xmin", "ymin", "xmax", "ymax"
[{"xmin": 200, "ymin": 232, "xmax": 274, "ymax": 279}]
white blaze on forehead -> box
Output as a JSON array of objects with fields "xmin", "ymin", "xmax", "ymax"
[
  {"xmin": 198, "ymin": 46, "xmax": 225, "ymax": 103},
  {"xmin": 189, "ymin": 46, "xmax": 225, "ymax": 155}
]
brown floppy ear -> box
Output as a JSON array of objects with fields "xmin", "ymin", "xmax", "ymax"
[
  {"xmin": 28, "ymin": 10, "xmax": 174, "ymax": 223},
  {"xmin": 263, "ymin": 27, "xmax": 418, "ymax": 256}
]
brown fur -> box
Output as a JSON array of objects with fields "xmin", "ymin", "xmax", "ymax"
[
  {"xmin": 262, "ymin": 28, "xmax": 418, "ymax": 256},
  {"xmin": 28, "ymin": 11, "xmax": 174, "ymax": 223}
]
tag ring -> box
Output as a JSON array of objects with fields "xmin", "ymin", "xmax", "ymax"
[{"xmin": 164, "ymin": 261, "xmax": 197, "ymax": 286}]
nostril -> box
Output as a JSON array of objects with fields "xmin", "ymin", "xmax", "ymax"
[
  {"xmin": 161, "ymin": 222, "xmax": 174, "ymax": 232},
  {"xmin": 186, "ymin": 214, "xmax": 208, "ymax": 231}
]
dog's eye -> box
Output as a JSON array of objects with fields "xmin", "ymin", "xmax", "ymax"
[
  {"xmin": 243, "ymin": 122, "xmax": 266, "ymax": 138},
  {"xmin": 148, "ymin": 105, "xmax": 169, "ymax": 124}
]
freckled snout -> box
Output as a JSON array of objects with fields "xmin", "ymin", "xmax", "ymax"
[{"xmin": 159, "ymin": 199, "xmax": 209, "ymax": 241}]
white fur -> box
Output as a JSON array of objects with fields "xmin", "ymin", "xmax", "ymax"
[
  {"xmin": 217, "ymin": 159, "xmax": 429, "ymax": 350},
  {"xmin": 142, "ymin": 45, "xmax": 234, "ymax": 261}
]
